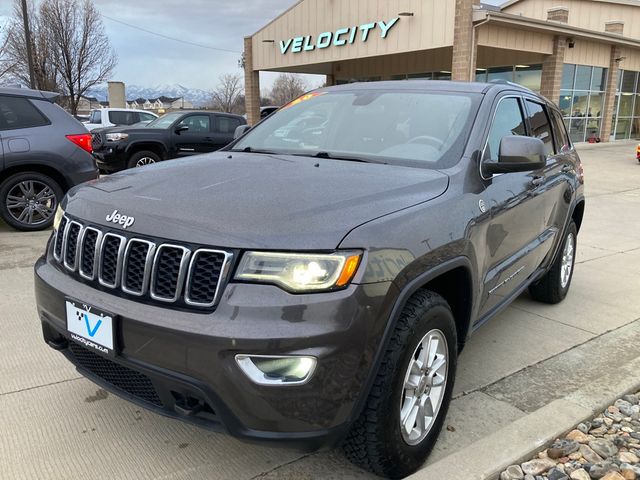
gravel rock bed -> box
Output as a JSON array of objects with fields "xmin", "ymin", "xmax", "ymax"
[{"xmin": 499, "ymin": 393, "xmax": 640, "ymax": 480}]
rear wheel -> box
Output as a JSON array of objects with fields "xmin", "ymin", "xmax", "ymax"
[
  {"xmin": 0, "ymin": 172, "xmax": 62, "ymax": 231},
  {"xmin": 127, "ymin": 150, "xmax": 160, "ymax": 169},
  {"xmin": 342, "ymin": 290, "xmax": 457, "ymax": 479},
  {"xmin": 529, "ymin": 220, "xmax": 578, "ymax": 304}
]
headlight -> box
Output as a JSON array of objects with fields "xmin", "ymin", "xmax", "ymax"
[
  {"xmin": 53, "ymin": 204, "xmax": 65, "ymax": 231},
  {"xmin": 235, "ymin": 251, "xmax": 361, "ymax": 292},
  {"xmin": 105, "ymin": 133, "xmax": 129, "ymax": 141}
]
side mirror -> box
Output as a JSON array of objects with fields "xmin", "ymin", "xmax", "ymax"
[
  {"xmin": 175, "ymin": 125, "xmax": 189, "ymax": 134},
  {"xmin": 484, "ymin": 136, "xmax": 546, "ymax": 175},
  {"xmin": 234, "ymin": 124, "xmax": 251, "ymax": 139}
]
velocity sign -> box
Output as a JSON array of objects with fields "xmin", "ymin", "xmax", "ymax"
[{"xmin": 279, "ymin": 18, "xmax": 400, "ymax": 55}]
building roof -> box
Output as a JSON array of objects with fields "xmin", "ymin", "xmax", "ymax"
[
  {"xmin": 475, "ymin": 8, "xmax": 640, "ymax": 48},
  {"xmin": 500, "ymin": 0, "xmax": 640, "ymax": 8}
]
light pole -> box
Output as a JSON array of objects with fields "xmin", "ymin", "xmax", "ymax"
[{"xmin": 20, "ymin": 0, "xmax": 36, "ymax": 89}]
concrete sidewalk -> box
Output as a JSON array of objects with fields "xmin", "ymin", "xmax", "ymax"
[{"xmin": 1, "ymin": 142, "xmax": 639, "ymax": 479}]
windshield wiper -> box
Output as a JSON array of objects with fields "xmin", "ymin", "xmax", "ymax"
[
  {"xmin": 294, "ymin": 151, "xmax": 387, "ymax": 165},
  {"xmin": 229, "ymin": 146, "xmax": 279, "ymax": 155}
]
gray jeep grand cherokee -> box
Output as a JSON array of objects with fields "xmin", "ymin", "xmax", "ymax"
[{"xmin": 35, "ymin": 80, "xmax": 585, "ymax": 479}]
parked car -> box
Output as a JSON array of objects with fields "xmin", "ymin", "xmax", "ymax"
[
  {"xmin": 91, "ymin": 110, "xmax": 246, "ymax": 172},
  {"xmin": 0, "ymin": 87, "xmax": 98, "ymax": 231},
  {"xmin": 260, "ymin": 105, "xmax": 279, "ymax": 118},
  {"xmin": 636, "ymin": 143, "xmax": 640, "ymax": 162},
  {"xmin": 74, "ymin": 114, "xmax": 90, "ymax": 123},
  {"xmin": 84, "ymin": 108, "xmax": 158, "ymax": 131},
  {"xmin": 35, "ymin": 80, "xmax": 584, "ymax": 478}
]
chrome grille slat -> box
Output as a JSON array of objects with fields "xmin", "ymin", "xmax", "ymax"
[
  {"xmin": 52, "ymin": 218, "xmax": 229, "ymax": 309},
  {"xmin": 122, "ymin": 239, "xmax": 156, "ymax": 296},
  {"xmin": 150, "ymin": 244, "xmax": 191, "ymax": 303},
  {"xmin": 98, "ymin": 233, "xmax": 126, "ymax": 289},
  {"xmin": 53, "ymin": 216, "xmax": 69, "ymax": 261},
  {"xmin": 63, "ymin": 221, "xmax": 83, "ymax": 271},
  {"xmin": 78, "ymin": 227, "xmax": 103, "ymax": 280},
  {"xmin": 185, "ymin": 249, "xmax": 233, "ymax": 307}
]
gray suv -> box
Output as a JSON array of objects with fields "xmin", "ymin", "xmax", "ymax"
[
  {"xmin": 35, "ymin": 81, "xmax": 584, "ymax": 478},
  {"xmin": 0, "ymin": 88, "xmax": 98, "ymax": 231}
]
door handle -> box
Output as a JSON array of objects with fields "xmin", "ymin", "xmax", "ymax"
[{"xmin": 531, "ymin": 175, "xmax": 544, "ymax": 186}]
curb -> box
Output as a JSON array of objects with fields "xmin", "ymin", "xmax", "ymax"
[{"xmin": 410, "ymin": 355, "xmax": 640, "ymax": 480}]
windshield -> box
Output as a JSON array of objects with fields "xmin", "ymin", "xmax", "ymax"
[
  {"xmin": 146, "ymin": 112, "xmax": 184, "ymax": 129},
  {"xmin": 232, "ymin": 89, "xmax": 479, "ymax": 168}
]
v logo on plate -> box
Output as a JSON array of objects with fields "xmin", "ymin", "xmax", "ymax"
[{"xmin": 83, "ymin": 313, "xmax": 102, "ymax": 337}]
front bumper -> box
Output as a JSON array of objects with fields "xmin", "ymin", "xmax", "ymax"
[
  {"xmin": 34, "ymin": 254, "xmax": 394, "ymax": 450},
  {"xmin": 93, "ymin": 147, "xmax": 127, "ymax": 172}
]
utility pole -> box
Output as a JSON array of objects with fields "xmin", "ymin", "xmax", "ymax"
[{"xmin": 20, "ymin": 0, "xmax": 36, "ymax": 89}]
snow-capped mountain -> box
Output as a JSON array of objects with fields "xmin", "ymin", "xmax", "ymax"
[{"xmin": 87, "ymin": 84, "xmax": 211, "ymax": 107}]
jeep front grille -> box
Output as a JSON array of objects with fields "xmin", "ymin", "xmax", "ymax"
[{"xmin": 53, "ymin": 216, "xmax": 232, "ymax": 309}]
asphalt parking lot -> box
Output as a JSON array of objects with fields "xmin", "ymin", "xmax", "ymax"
[{"xmin": 1, "ymin": 141, "xmax": 640, "ymax": 479}]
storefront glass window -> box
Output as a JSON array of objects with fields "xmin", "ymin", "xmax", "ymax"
[
  {"xmin": 575, "ymin": 65, "xmax": 592, "ymax": 90},
  {"xmin": 613, "ymin": 70, "xmax": 640, "ymax": 140},
  {"xmin": 591, "ymin": 68, "xmax": 607, "ymax": 91},
  {"xmin": 515, "ymin": 65, "xmax": 542, "ymax": 91},
  {"xmin": 561, "ymin": 63, "xmax": 607, "ymax": 142},
  {"xmin": 487, "ymin": 66, "xmax": 512, "ymax": 83},
  {"xmin": 408, "ymin": 73, "xmax": 432, "ymax": 79},
  {"xmin": 561, "ymin": 64, "xmax": 576, "ymax": 90},
  {"xmin": 433, "ymin": 72, "xmax": 451, "ymax": 80},
  {"xmin": 621, "ymin": 71, "xmax": 637, "ymax": 93}
]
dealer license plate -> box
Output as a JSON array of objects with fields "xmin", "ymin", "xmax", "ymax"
[{"xmin": 65, "ymin": 300, "xmax": 114, "ymax": 355}]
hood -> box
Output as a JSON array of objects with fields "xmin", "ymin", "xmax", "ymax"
[
  {"xmin": 93, "ymin": 125, "xmax": 159, "ymax": 134},
  {"xmin": 64, "ymin": 153, "xmax": 449, "ymax": 250}
]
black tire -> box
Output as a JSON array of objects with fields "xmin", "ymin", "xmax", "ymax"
[
  {"xmin": 342, "ymin": 290, "xmax": 457, "ymax": 479},
  {"xmin": 0, "ymin": 172, "xmax": 63, "ymax": 231},
  {"xmin": 529, "ymin": 220, "xmax": 578, "ymax": 304},
  {"xmin": 127, "ymin": 150, "xmax": 160, "ymax": 169}
]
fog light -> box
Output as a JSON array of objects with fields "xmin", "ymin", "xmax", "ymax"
[{"xmin": 235, "ymin": 355, "xmax": 317, "ymax": 386}]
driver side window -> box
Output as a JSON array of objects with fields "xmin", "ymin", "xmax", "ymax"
[
  {"xmin": 178, "ymin": 115, "xmax": 210, "ymax": 133},
  {"xmin": 486, "ymin": 97, "xmax": 526, "ymax": 161}
]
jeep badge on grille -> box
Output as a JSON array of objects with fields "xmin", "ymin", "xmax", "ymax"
[{"xmin": 105, "ymin": 209, "xmax": 135, "ymax": 229}]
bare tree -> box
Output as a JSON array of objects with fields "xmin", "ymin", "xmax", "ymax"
[
  {"xmin": 209, "ymin": 73, "xmax": 244, "ymax": 114},
  {"xmin": 5, "ymin": 0, "xmax": 61, "ymax": 91},
  {"xmin": 40, "ymin": 0, "xmax": 117, "ymax": 114},
  {"xmin": 268, "ymin": 73, "xmax": 307, "ymax": 106},
  {"xmin": 4, "ymin": 0, "xmax": 116, "ymax": 113},
  {"xmin": 0, "ymin": 25, "xmax": 15, "ymax": 82}
]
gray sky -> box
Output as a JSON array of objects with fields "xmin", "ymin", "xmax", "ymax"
[{"xmin": 0, "ymin": 0, "xmax": 506, "ymax": 92}]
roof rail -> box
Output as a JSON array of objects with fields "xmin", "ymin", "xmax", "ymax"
[{"xmin": 488, "ymin": 79, "xmax": 533, "ymax": 92}]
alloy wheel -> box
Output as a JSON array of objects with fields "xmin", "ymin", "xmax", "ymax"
[
  {"xmin": 5, "ymin": 180, "xmax": 58, "ymax": 226},
  {"xmin": 560, "ymin": 233, "xmax": 575, "ymax": 289},
  {"xmin": 135, "ymin": 157, "xmax": 156, "ymax": 167},
  {"xmin": 399, "ymin": 328, "xmax": 449, "ymax": 446}
]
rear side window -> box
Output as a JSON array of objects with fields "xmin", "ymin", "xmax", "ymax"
[
  {"xmin": 549, "ymin": 108, "xmax": 571, "ymax": 152},
  {"xmin": 215, "ymin": 116, "xmax": 242, "ymax": 134},
  {"xmin": 486, "ymin": 97, "xmax": 526, "ymax": 161},
  {"xmin": 525, "ymin": 100, "xmax": 554, "ymax": 155},
  {"xmin": 108, "ymin": 110, "xmax": 138, "ymax": 125},
  {"xmin": 0, "ymin": 95, "xmax": 49, "ymax": 130},
  {"xmin": 89, "ymin": 110, "xmax": 101, "ymax": 124},
  {"xmin": 139, "ymin": 112, "xmax": 156, "ymax": 122}
]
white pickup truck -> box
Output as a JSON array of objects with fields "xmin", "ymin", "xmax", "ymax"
[{"xmin": 84, "ymin": 108, "xmax": 158, "ymax": 131}]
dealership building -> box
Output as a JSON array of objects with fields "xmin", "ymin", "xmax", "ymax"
[{"xmin": 243, "ymin": 0, "xmax": 640, "ymax": 143}]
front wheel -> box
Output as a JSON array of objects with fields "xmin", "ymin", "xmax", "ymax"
[
  {"xmin": 342, "ymin": 290, "xmax": 457, "ymax": 479},
  {"xmin": 529, "ymin": 220, "xmax": 578, "ymax": 304},
  {"xmin": 0, "ymin": 172, "xmax": 63, "ymax": 231},
  {"xmin": 127, "ymin": 150, "xmax": 160, "ymax": 169}
]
